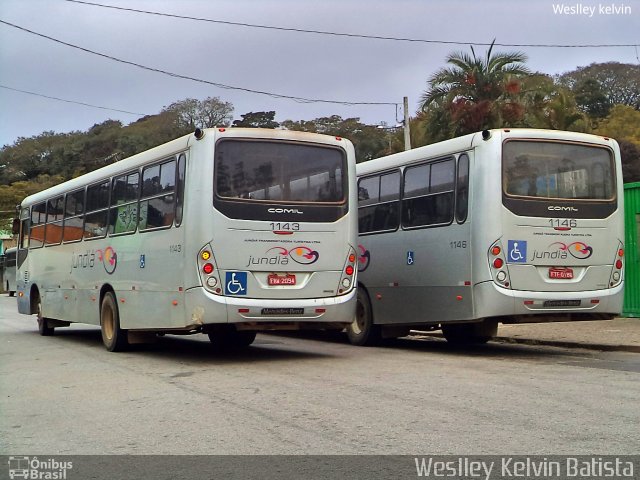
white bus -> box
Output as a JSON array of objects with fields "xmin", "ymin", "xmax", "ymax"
[
  {"xmin": 350, "ymin": 128, "xmax": 624, "ymax": 345},
  {"xmin": 3, "ymin": 247, "xmax": 17, "ymax": 296},
  {"xmin": 15, "ymin": 128, "xmax": 358, "ymax": 351}
]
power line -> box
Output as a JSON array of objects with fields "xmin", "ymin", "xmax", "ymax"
[
  {"xmin": 0, "ymin": 84, "xmax": 148, "ymax": 116},
  {"xmin": 65, "ymin": 0, "xmax": 639, "ymax": 49},
  {"xmin": 0, "ymin": 19, "xmax": 398, "ymax": 107}
]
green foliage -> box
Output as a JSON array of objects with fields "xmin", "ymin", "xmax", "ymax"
[
  {"xmin": 282, "ymin": 116, "xmax": 389, "ymax": 162},
  {"xmin": 232, "ymin": 111, "xmax": 279, "ymax": 128},
  {"xmin": 162, "ymin": 97, "xmax": 233, "ymax": 129},
  {"xmin": 419, "ymin": 41, "xmax": 530, "ymax": 138},
  {"xmin": 557, "ymin": 62, "xmax": 640, "ymax": 110},
  {"xmin": 595, "ymin": 105, "xmax": 640, "ymax": 143}
]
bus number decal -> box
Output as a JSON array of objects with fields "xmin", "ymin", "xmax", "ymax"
[
  {"xmin": 450, "ymin": 241, "xmax": 468, "ymax": 249},
  {"xmin": 169, "ymin": 244, "xmax": 182, "ymax": 253},
  {"xmin": 549, "ymin": 218, "xmax": 577, "ymax": 229},
  {"xmin": 270, "ymin": 222, "xmax": 300, "ymax": 232}
]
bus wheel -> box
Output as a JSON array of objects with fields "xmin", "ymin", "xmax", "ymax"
[
  {"xmin": 347, "ymin": 288, "xmax": 381, "ymax": 346},
  {"xmin": 36, "ymin": 298, "xmax": 54, "ymax": 336},
  {"xmin": 442, "ymin": 320, "xmax": 498, "ymax": 345},
  {"xmin": 208, "ymin": 326, "xmax": 256, "ymax": 350},
  {"xmin": 100, "ymin": 292, "xmax": 128, "ymax": 352}
]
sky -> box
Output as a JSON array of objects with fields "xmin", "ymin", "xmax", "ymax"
[{"xmin": 0, "ymin": 0, "xmax": 638, "ymax": 149}]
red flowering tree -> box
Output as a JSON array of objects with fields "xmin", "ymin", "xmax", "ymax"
[{"xmin": 419, "ymin": 41, "xmax": 530, "ymax": 138}]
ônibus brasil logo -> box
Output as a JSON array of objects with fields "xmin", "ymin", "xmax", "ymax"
[{"xmin": 8, "ymin": 456, "xmax": 73, "ymax": 479}]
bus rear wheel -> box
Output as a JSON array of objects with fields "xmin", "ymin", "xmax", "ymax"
[
  {"xmin": 100, "ymin": 292, "xmax": 128, "ymax": 352},
  {"xmin": 347, "ymin": 288, "xmax": 381, "ymax": 346},
  {"xmin": 442, "ymin": 320, "xmax": 498, "ymax": 345},
  {"xmin": 207, "ymin": 326, "xmax": 256, "ymax": 350},
  {"xmin": 36, "ymin": 298, "xmax": 54, "ymax": 336}
]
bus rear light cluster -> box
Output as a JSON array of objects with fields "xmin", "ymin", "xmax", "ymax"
[
  {"xmin": 489, "ymin": 240, "xmax": 511, "ymax": 288},
  {"xmin": 338, "ymin": 247, "xmax": 358, "ymax": 294},
  {"xmin": 198, "ymin": 244, "xmax": 223, "ymax": 295},
  {"xmin": 609, "ymin": 242, "xmax": 624, "ymax": 287}
]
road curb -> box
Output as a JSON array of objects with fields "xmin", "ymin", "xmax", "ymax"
[
  {"xmin": 492, "ymin": 335, "xmax": 640, "ymax": 353},
  {"xmin": 413, "ymin": 332, "xmax": 640, "ymax": 353}
]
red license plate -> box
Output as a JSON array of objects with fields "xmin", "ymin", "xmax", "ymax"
[
  {"xmin": 268, "ymin": 274, "xmax": 296, "ymax": 286},
  {"xmin": 549, "ymin": 268, "xmax": 574, "ymax": 279}
]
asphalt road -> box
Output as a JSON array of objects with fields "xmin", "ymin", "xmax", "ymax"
[{"xmin": 1, "ymin": 294, "xmax": 639, "ymax": 456}]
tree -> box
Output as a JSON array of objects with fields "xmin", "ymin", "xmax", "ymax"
[
  {"xmin": 419, "ymin": 41, "xmax": 530, "ymax": 137},
  {"xmin": 162, "ymin": 96, "xmax": 233, "ymax": 130},
  {"xmin": 232, "ymin": 111, "xmax": 279, "ymax": 129},
  {"xmin": 558, "ymin": 62, "xmax": 640, "ymax": 110},
  {"xmin": 595, "ymin": 105, "xmax": 640, "ymax": 183},
  {"xmin": 618, "ymin": 140, "xmax": 640, "ymax": 183},
  {"xmin": 573, "ymin": 78, "xmax": 612, "ymax": 119},
  {"xmin": 282, "ymin": 116, "xmax": 389, "ymax": 162}
]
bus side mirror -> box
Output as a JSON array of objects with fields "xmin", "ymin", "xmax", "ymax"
[{"xmin": 12, "ymin": 218, "xmax": 20, "ymax": 235}]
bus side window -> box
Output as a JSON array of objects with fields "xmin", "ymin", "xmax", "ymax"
[
  {"xmin": 63, "ymin": 188, "xmax": 85, "ymax": 243},
  {"xmin": 84, "ymin": 181, "xmax": 110, "ymax": 239},
  {"xmin": 456, "ymin": 154, "xmax": 470, "ymax": 223},
  {"xmin": 175, "ymin": 154, "xmax": 186, "ymax": 227},
  {"xmin": 140, "ymin": 159, "xmax": 176, "ymax": 231},
  {"xmin": 402, "ymin": 158, "xmax": 455, "ymax": 228},
  {"xmin": 20, "ymin": 208, "xmax": 30, "ymax": 250},
  {"xmin": 30, "ymin": 202, "xmax": 46, "ymax": 249},
  {"xmin": 358, "ymin": 171, "xmax": 400, "ymax": 234},
  {"xmin": 44, "ymin": 196, "xmax": 64, "ymax": 246},
  {"xmin": 109, "ymin": 171, "xmax": 139, "ymax": 235}
]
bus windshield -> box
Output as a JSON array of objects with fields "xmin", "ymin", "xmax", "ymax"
[
  {"xmin": 215, "ymin": 140, "xmax": 345, "ymax": 203},
  {"xmin": 503, "ymin": 141, "xmax": 615, "ymax": 201}
]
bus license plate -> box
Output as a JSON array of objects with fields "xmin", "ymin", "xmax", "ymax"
[
  {"xmin": 549, "ymin": 268, "xmax": 574, "ymax": 279},
  {"xmin": 268, "ymin": 274, "xmax": 296, "ymax": 286},
  {"xmin": 261, "ymin": 308, "xmax": 304, "ymax": 315}
]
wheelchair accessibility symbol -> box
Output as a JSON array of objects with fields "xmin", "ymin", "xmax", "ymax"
[
  {"xmin": 507, "ymin": 240, "xmax": 527, "ymax": 263},
  {"xmin": 225, "ymin": 272, "xmax": 247, "ymax": 295}
]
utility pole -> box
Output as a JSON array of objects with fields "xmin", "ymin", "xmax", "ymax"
[{"xmin": 403, "ymin": 96, "xmax": 411, "ymax": 151}]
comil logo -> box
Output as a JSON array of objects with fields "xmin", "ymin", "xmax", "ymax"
[
  {"xmin": 548, "ymin": 205, "xmax": 578, "ymax": 212},
  {"xmin": 8, "ymin": 456, "xmax": 73, "ymax": 479},
  {"xmin": 268, "ymin": 208, "xmax": 304, "ymax": 215}
]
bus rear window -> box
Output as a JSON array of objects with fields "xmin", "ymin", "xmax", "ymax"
[
  {"xmin": 215, "ymin": 140, "xmax": 346, "ymax": 203},
  {"xmin": 503, "ymin": 141, "xmax": 615, "ymax": 201}
]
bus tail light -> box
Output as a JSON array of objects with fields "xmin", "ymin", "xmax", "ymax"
[
  {"xmin": 338, "ymin": 247, "xmax": 357, "ymax": 295},
  {"xmin": 198, "ymin": 244, "xmax": 223, "ymax": 295},
  {"xmin": 609, "ymin": 242, "xmax": 624, "ymax": 287},
  {"xmin": 489, "ymin": 240, "xmax": 511, "ymax": 289}
]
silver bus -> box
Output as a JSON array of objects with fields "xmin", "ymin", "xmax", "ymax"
[
  {"xmin": 350, "ymin": 128, "xmax": 624, "ymax": 345},
  {"xmin": 3, "ymin": 247, "xmax": 17, "ymax": 296},
  {"xmin": 15, "ymin": 128, "xmax": 358, "ymax": 351}
]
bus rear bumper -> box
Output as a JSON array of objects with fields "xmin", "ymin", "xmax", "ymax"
[
  {"xmin": 474, "ymin": 281, "xmax": 624, "ymax": 323},
  {"xmin": 185, "ymin": 287, "xmax": 356, "ymax": 330}
]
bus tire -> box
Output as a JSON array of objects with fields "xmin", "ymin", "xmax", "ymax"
[
  {"xmin": 208, "ymin": 326, "xmax": 256, "ymax": 350},
  {"xmin": 36, "ymin": 297, "xmax": 54, "ymax": 336},
  {"xmin": 347, "ymin": 288, "xmax": 381, "ymax": 346},
  {"xmin": 442, "ymin": 320, "xmax": 497, "ymax": 345},
  {"xmin": 100, "ymin": 292, "xmax": 128, "ymax": 352}
]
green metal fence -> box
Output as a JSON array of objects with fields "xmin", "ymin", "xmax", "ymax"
[{"xmin": 623, "ymin": 182, "xmax": 640, "ymax": 317}]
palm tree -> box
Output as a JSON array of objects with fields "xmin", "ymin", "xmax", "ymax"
[{"xmin": 420, "ymin": 41, "xmax": 530, "ymax": 137}]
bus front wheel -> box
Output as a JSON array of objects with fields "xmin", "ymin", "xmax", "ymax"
[
  {"xmin": 36, "ymin": 298, "xmax": 54, "ymax": 336},
  {"xmin": 100, "ymin": 292, "xmax": 128, "ymax": 352},
  {"xmin": 347, "ymin": 288, "xmax": 381, "ymax": 346},
  {"xmin": 442, "ymin": 320, "xmax": 498, "ymax": 345}
]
